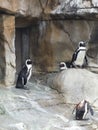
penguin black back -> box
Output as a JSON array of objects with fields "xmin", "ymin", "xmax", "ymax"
[
  {"xmin": 15, "ymin": 59, "xmax": 32, "ymax": 89},
  {"xmin": 73, "ymin": 100, "xmax": 94, "ymax": 120}
]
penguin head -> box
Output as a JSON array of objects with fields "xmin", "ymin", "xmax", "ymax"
[
  {"xmin": 59, "ymin": 62, "xmax": 67, "ymax": 70},
  {"xmin": 78, "ymin": 41, "xmax": 86, "ymax": 47},
  {"xmin": 25, "ymin": 59, "xmax": 32, "ymax": 66}
]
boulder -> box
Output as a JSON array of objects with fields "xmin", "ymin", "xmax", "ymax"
[{"xmin": 52, "ymin": 69, "xmax": 98, "ymax": 107}]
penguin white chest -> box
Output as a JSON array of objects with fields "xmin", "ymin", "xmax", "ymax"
[
  {"xmin": 27, "ymin": 65, "xmax": 32, "ymax": 81},
  {"xmin": 74, "ymin": 50, "xmax": 86, "ymax": 66}
]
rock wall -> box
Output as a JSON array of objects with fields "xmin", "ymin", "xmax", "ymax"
[
  {"xmin": 0, "ymin": 0, "xmax": 98, "ymax": 85},
  {"xmin": 30, "ymin": 20, "xmax": 98, "ymax": 72},
  {"xmin": 0, "ymin": 0, "xmax": 98, "ymax": 18},
  {"xmin": 0, "ymin": 0, "xmax": 98, "ymax": 20},
  {"xmin": 0, "ymin": 15, "xmax": 15, "ymax": 86}
]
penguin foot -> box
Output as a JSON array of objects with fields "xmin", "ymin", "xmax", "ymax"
[
  {"xmin": 23, "ymin": 86, "xmax": 30, "ymax": 90},
  {"xmin": 15, "ymin": 86, "xmax": 29, "ymax": 90}
]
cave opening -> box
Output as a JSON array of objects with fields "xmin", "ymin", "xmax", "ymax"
[{"xmin": 15, "ymin": 27, "xmax": 31, "ymax": 73}]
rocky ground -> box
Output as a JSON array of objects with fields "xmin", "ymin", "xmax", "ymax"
[{"xmin": 0, "ymin": 72, "xmax": 98, "ymax": 130}]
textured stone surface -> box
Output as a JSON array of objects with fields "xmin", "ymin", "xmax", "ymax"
[
  {"xmin": 0, "ymin": 0, "xmax": 98, "ymax": 19},
  {"xmin": 0, "ymin": 15, "xmax": 15, "ymax": 86},
  {"xmin": 52, "ymin": 69, "xmax": 98, "ymax": 106},
  {"xmin": 0, "ymin": 1, "xmax": 98, "ymax": 82},
  {"xmin": 0, "ymin": 0, "xmax": 42, "ymax": 17},
  {"xmin": 30, "ymin": 20, "xmax": 98, "ymax": 72},
  {"xmin": 50, "ymin": 0, "xmax": 98, "ymax": 18},
  {"xmin": 0, "ymin": 82, "xmax": 97, "ymax": 130}
]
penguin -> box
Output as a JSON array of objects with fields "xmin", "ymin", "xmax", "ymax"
[
  {"xmin": 59, "ymin": 61, "xmax": 74, "ymax": 71},
  {"xmin": 59, "ymin": 62, "xmax": 67, "ymax": 71},
  {"xmin": 71, "ymin": 41, "xmax": 88, "ymax": 68},
  {"xmin": 73, "ymin": 100, "xmax": 94, "ymax": 120},
  {"xmin": 15, "ymin": 59, "xmax": 32, "ymax": 90}
]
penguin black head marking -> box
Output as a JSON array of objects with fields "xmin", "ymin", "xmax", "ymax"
[
  {"xmin": 73, "ymin": 100, "xmax": 94, "ymax": 120},
  {"xmin": 78, "ymin": 41, "xmax": 86, "ymax": 47},
  {"xmin": 26, "ymin": 59, "xmax": 32, "ymax": 65},
  {"xmin": 15, "ymin": 59, "xmax": 32, "ymax": 90}
]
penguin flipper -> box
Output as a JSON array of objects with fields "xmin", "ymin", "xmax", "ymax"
[
  {"xmin": 71, "ymin": 53, "xmax": 76, "ymax": 63},
  {"xmin": 15, "ymin": 76, "xmax": 25, "ymax": 89},
  {"xmin": 23, "ymin": 76, "xmax": 27, "ymax": 85},
  {"xmin": 71, "ymin": 51, "xmax": 78, "ymax": 66},
  {"xmin": 84, "ymin": 56, "xmax": 88, "ymax": 66}
]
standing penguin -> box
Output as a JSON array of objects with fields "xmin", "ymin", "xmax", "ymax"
[
  {"xmin": 73, "ymin": 100, "xmax": 94, "ymax": 120},
  {"xmin": 15, "ymin": 59, "xmax": 32, "ymax": 90},
  {"xmin": 71, "ymin": 41, "xmax": 88, "ymax": 68}
]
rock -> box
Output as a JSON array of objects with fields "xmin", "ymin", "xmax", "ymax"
[
  {"xmin": 30, "ymin": 20, "xmax": 93, "ymax": 72},
  {"xmin": 0, "ymin": 15, "xmax": 16, "ymax": 86},
  {"xmin": 0, "ymin": 0, "xmax": 98, "ymax": 19},
  {"xmin": 92, "ymin": 124, "xmax": 98, "ymax": 129},
  {"xmin": 0, "ymin": 82, "xmax": 97, "ymax": 130},
  {"xmin": 8, "ymin": 123, "xmax": 27, "ymax": 130},
  {"xmin": 0, "ymin": 0, "xmax": 42, "ymax": 17},
  {"xmin": 50, "ymin": 0, "xmax": 98, "ymax": 18},
  {"xmin": 52, "ymin": 69, "xmax": 98, "ymax": 107},
  {"xmin": 0, "ymin": 0, "xmax": 98, "ymax": 77},
  {"xmin": 0, "ymin": 1, "xmax": 98, "ymax": 86}
]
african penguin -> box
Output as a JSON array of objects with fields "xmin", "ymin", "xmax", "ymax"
[
  {"xmin": 15, "ymin": 59, "xmax": 32, "ymax": 90},
  {"xmin": 59, "ymin": 62, "xmax": 67, "ymax": 71},
  {"xmin": 71, "ymin": 41, "xmax": 88, "ymax": 68},
  {"xmin": 73, "ymin": 100, "xmax": 94, "ymax": 120},
  {"xmin": 59, "ymin": 61, "xmax": 74, "ymax": 71}
]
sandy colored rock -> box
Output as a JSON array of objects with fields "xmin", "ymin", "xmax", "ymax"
[{"xmin": 0, "ymin": 15, "xmax": 15, "ymax": 86}]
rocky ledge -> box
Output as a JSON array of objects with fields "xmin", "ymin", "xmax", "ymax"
[{"xmin": 0, "ymin": 69, "xmax": 98, "ymax": 130}]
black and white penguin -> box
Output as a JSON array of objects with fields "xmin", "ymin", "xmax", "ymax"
[
  {"xmin": 73, "ymin": 100, "xmax": 94, "ymax": 120},
  {"xmin": 59, "ymin": 62, "xmax": 67, "ymax": 71},
  {"xmin": 15, "ymin": 59, "xmax": 32, "ymax": 90},
  {"xmin": 71, "ymin": 41, "xmax": 88, "ymax": 68},
  {"xmin": 59, "ymin": 61, "xmax": 74, "ymax": 71}
]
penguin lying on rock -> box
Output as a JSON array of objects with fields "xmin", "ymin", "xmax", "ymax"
[
  {"xmin": 15, "ymin": 59, "xmax": 32, "ymax": 90},
  {"xmin": 73, "ymin": 100, "xmax": 94, "ymax": 120},
  {"xmin": 59, "ymin": 61, "xmax": 74, "ymax": 71}
]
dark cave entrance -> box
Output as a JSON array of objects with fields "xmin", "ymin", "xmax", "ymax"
[{"xmin": 15, "ymin": 27, "xmax": 31, "ymax": 73}]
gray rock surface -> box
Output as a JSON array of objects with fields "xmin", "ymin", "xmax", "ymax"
[
  {"xmin": 0, "ymin": 0, "xmax": 98, "ymax": 19},
  {"xmin": 0, "ymin": 81, "xmax": 98, "ymax": 130},
  {"xmin": 52, "ymin": 69, "xmax": 98, "ymax": 107}
]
